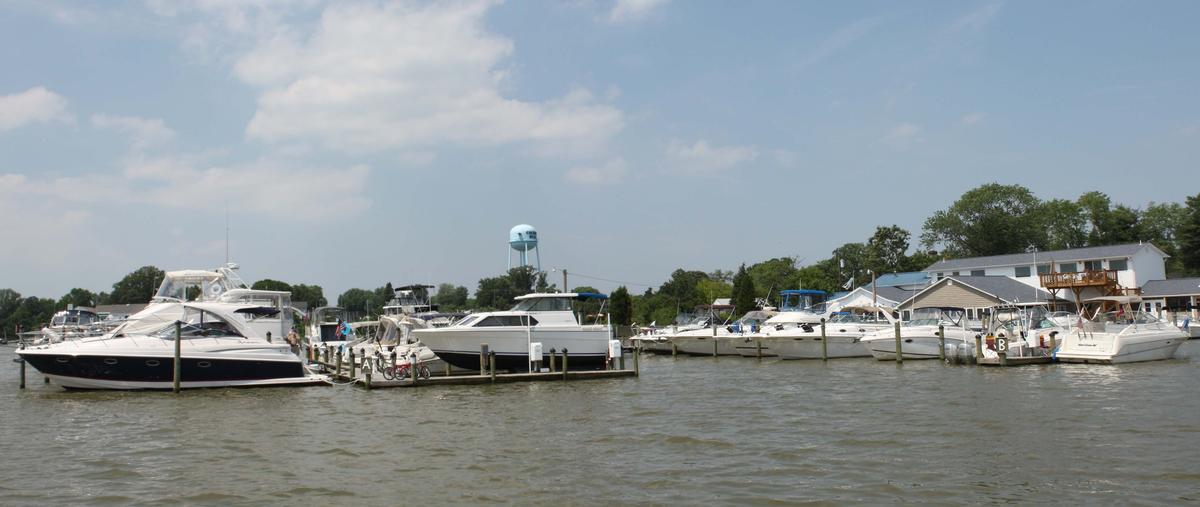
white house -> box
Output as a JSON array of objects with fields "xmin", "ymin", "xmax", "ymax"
[{"xmin": 923, "ymin": 243, "xmax": 1167, "ymax": 292}]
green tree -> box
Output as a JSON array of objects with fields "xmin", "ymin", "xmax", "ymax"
[
  {"xmin": 730, "ymin": 264, "xmax": 758, "ymax": 314},
  {"xmin": 1141, "ymin": 201, "xmax": 1190, "ymax": 276},
  {"xmin": 109, "ymin": 266, "xmax": 165, "ymax": 304},
  {"xmin": 610, "ymin": 286, "xmax": 633, "ymax": 326},
  {"xmin": 921, "ymin": 183, "xmax": 1045, "ymax": 257},
  {"xmin": 290, "ymin": 284, "xmax": 327, "ymax": 312},
  {"xmin": 831, "ymin": 242, "xmax": 869, "ymax": 289},
  {"xmin": 1179, "ymin": 193, "xmax": 1200, "ymax": 274},
  {"xmin": 337, "ymin": 288, "xmax": 381, "ymax": 317},
  {"xmin": 1037, "ymin": 198, "xmax": 1087, "ymax": 250},
  {"xmin": 433, "ymin": 283, "xmax": 469, "ymax": 310},
  {"xmin": 747, "ymin": 257, "xmax": 800, "ymax": 306},
  {"xmin": 251, "ymin": 279, "xmax": 293, "ymax": 292},
  {"xmin": 1078, "ymin": 191, "xmax": 1142, "ymax": 246},
  {"xmin": 866, "ymin": 225, "xmax": 911, "ymax": 275},
  {"xmin": 56, "ymin": 288, "xmax": 97, "ymax": 309}
]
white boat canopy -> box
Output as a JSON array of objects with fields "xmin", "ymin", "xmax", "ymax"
[{"xmin": 1083, "ymin": 295, "xmax": 1143, "ymax": 304}]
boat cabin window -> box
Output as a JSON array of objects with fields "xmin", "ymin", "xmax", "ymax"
[
  {"xmin": 150, "ymin": 308, "xmax": 244, "ymax": 339},
  {"xmin": 511, "ymin": 297, "xmax": 572, "ymax": 312},
  {"xmin": 474, "ymin": 315, "xmax": 539, "ymax": 327}
]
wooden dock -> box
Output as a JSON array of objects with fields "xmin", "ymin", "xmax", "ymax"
[
  {"xmin": 977, "ymin": 355, "xmax": 1054, "ymax": 366},
  {"xmin": 308, "ymin": 344, "xmax": 640, "ymax": 389}
]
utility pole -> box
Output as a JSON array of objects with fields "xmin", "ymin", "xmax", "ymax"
[{"xmin": 562, "ymin": 269, "xmax": 568, "ymax": 293}]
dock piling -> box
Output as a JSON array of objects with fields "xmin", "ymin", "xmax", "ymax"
[
  {"xmin": 671, "ymin": 342, "xmax": 678, "ymax": 357},
  {"xmin": 364, "ymin": 362, "xmax": 372, "ymax": 390},
  {"xmin": 756, "ymin": 339, "xmax": 762, "ymax": 359},
  {"xmin": 348, "ymin": 349, "xmax": 356, "ymax": 378},
  {"xmin": 975, "ymin": 334, "xmax": 984, "ymax": 362},
  {"xmin": 893, "ymin": 321, "xmax": 903, "ymax": 364},
  {"xmin": 335, "ymin": 349, "xmax": 343, "ymax": 379},
  {"xmin": 820, "ymin": 319, "xmax": 828, "ymax": 361},
  {"xmin": 633, "ymin": 346, "xmax": 640, "ymax": 376},
  {"xmin": 18, "ymin": 344, "xmax": 25, "ymax": 389},
  {"xmin": 173, "ymin": 321, "xmax": 182, "ymax": 393},
  {"xmin": 938, "ymin": 325, "xmax": 946, "ymax": 361},
  {"xmin": 412, "ymin": 353, "xmax": 420, "ymax": 384},
  {"xmin": 479, "ymin": 343, "xmax": 488, "ymax": 373},
  {"xmin": 618, "ymin": 350, "xmax": 625, "ymax": 371},
  {"xmin": 549, "ymin": 348, "xmax": 557, "ymax": 372},
  {"xmin": 489, "ymin": 351, "xmax": 497, "ymax": 384},
  {"xmin": 562, "ymin": 349, "xmax": 569, "ymax": 380}
]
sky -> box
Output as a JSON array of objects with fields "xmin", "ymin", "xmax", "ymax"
[{"xmin": 1, "ymin": 0, "xmax": 1198, "ymax": 300}]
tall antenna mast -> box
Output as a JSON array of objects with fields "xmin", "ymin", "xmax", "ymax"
[{"xmin": 225, "ymin": 201, "xmax": 230, "ymax": 264}]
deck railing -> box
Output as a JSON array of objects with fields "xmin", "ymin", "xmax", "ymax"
[{"xmin": 1038, "ymin": 269, "xmax": 1118, "ymax": 288}]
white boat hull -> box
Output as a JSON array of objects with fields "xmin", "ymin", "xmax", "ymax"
[
  {"xmin": 860, "ymin": 327, "xmax": 976, "ymax": 361},
  {"xmin": 1056, "ymin": 328, "xmax": 1187, "ymax": 364},
  {"xmin": 669, "ymin": 334, "xmax": 741, "ymax": 356},
  {"xmin": 761, "ymin": 332, "xmax": 870, "ymax": 359},
  {"xmin": 415, "ymin": 326, "xmax": 611, "ymax": 370}
]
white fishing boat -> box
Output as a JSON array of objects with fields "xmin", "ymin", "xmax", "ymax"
[
  {"xmin": 17, "ymin": 289, "xmax": 321, "ymax": 390},
  {"xmin": 859, "ymin": 307, "xmax": 979, "ymax": 360},
  {"xmin": 630, "ymin": 315, "xmax": 709, "ymax": 354},
  {"xmin": 413, "ymin": 292, "xmax": 613, "ymax": 371},
  {"xmin": 759, "ymin": 307, "xmax": 895, "ymax": 359},
  {"xmin": 1055, "ymin": 296, "xmax": 1188, "ymax": 364},
  {"xmin": 669, "ymin": 311, "xmax": 775, "ymax": 356}
]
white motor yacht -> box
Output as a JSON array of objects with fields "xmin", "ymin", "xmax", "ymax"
[
  {"xmin": 413, "ymin": 292, "xmax": 613, "ymax": 371},
  {"xmin": 1056, "ymin": 296, "xmax": 1188, "ymax": 364},
  {"xmin": 859, "ymin": 307, "xmax": 979, "ymax": 360},
  {"xmin": 668, "ymin": 311, "xmax": 775, "ymax": 356},
  {"xmin": 17, "ymin": 289, "xmax": 320, "ymax": 390},
  {"xmin": 759, "ymin": 307, "xmax": 895, "ymax": 359},
  {"xmin": 630, "ymin": 315, "xmax": 709, "ymax": 354},
  {"xmin": 37, "ymin": 307, "xmax": 109, "ymax": 344}
]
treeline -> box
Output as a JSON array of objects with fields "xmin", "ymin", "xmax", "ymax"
[
  {"xmin": 0, "ymin": 266, "xmax": 329, "ymax": 337},
  {"xmin": 4, "ymin": 185, "xmax": 1197, "ymax": 333}
]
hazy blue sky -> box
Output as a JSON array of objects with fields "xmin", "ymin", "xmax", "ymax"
[{"xmin": 2, "ymin": 0, "xmax": 1198, "ymax": 299}]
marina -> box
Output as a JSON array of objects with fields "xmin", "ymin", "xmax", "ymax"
[{"xmin": 2, "ymin": 340, "xmax": 1197, "ymax": 505}]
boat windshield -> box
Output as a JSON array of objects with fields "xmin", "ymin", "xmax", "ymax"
[
  {"xmin": 148, "ymin": 307, "xmax": 244, "ymax": 339},
  {"xmin": 510, "ymin": 297, "xmax": 572, "ymax": 312},
  {"xmin": 780, "ymin": 293, "xmax": 824, "ymax": 311}
]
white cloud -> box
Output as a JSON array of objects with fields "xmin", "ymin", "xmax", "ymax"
[
  {"xmin": 666, "ymin": 139, "xmax": 758, "ymax": 172},
  {"xmin": 797, "ymin": 17, "xmax": 881, "ymax": 70},
  {"xmin": 609, "ymin": 0, "xmax": 669, "ymax": 23},
  {"xmin": 122, "ymin": 156, "xmax": 372, "ymax": 220},
  {"xmin": 565, "ymin": 158, "xmax": 627, "ymax": 185},
  {"xmin": 881, "ymin": 123, "xmax": 921, "ymax": 148},
  {"xmin": 960, "ymin": 112, "xmax": 986, "ymax": 126},
  {"xmin": 951, "ymin": 2, "xmax": 1002, "ymax": 32},
  {"xmin": 773, "ymin": 149, "xmax": 799, "ymax": 167},
  {"xmin": 190, "ymin": 1, "xmax": 625, "ymax": 155},
  {"xmin": 91, "ymin": 114, "xmax": 176, "ymax": 149},
  {"xmin": 0, "ymin": 87, "xmax": 73, "ymax": 131}
]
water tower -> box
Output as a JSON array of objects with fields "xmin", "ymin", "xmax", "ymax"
[{"xmin": 508, "ymin": 224, "xmax": 540, "ymax": 270}]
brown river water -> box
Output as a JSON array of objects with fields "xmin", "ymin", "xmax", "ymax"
[{"xmin": 1, "ymin": 341, "xmax": 1198, "ymax": 506}]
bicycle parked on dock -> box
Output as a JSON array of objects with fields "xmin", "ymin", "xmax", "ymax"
[{"xmin": 374, "ymin": 351, "xmax": 431, "ymax": 380}]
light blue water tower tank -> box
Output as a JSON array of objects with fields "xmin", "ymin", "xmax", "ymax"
[{"xmin": 508, "ymin": 224, "xmax": 540, "ymax": 270}]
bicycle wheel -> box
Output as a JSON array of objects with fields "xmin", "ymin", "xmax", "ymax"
[
  {"xmin": 395, "ymin": 366, "xmax": 410, "ymax": 379},
  {"xmin": 382, "ymin": 365, "xmax": 396, "ymax": 381},
  {"xmin": 418, "ymin": 365, "xmax": 431, "ymax": 379}
]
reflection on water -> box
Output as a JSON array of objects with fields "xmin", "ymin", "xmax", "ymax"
[{"xmin": 0, "ymin": 342, "xmax": 1197, "ymax": 505}]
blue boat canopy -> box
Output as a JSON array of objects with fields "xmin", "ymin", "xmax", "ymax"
[
  {"xmin": 780, "ymin": 289, "xmax": 826, "ymax": 295},
  {"xmin": 574, "ymin": 292, "xmax": 608, "ymax": 300}
]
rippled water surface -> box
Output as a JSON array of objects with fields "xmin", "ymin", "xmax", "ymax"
[{"xmin": 2, "ymin": 342, "xmax": 1198, "ymax": 505}]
